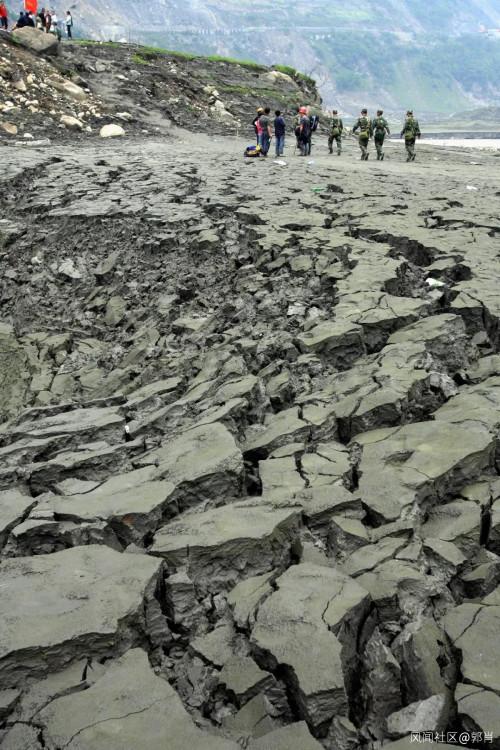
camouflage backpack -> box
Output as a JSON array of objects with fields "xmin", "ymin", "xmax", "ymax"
[
  {"xmin": 358, "ymin": 116, "xmax": 370, "ymax": 139},
  {"xmin": 331, "ymin": 116, "xmax": 342, "ymax": 137},
  {"xmin": 404, "ymin": 116, "xmax": 417, "ymax": 139}
]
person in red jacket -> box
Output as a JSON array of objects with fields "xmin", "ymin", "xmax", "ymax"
[{"xmin": 0, "ymin": 2, "xmax": 8, "ymax": 30}]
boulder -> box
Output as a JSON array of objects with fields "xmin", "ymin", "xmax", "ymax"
[
  {"xmin": 12, "ymin": 27, "xmax": 59, "ymax": 56},
  {"xmin": 1, "ymin": 121, "xmax": 18, "ymax": 135},
  {"xmin": 60, "ymin": 115, "xmax": 84, "ymax": 131},
  {"xmin": 100, "ymin": 124, "xmax": 126, "ymax": 138}
]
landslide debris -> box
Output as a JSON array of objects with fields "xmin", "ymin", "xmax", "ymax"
[
  {"xmin": 0, "ymin": 32, "xmax": 320, "ymax": 144},
  {"xmin": 1, "ymin": 107, "xmax": 500, "ymax": 749}
]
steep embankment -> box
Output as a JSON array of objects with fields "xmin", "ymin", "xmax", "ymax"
[{"xmin": 0, "ymin": 32, "xmax": 320, "ymax": 142}]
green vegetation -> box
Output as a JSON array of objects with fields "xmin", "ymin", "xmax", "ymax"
[
  {"xmin": 309, "ymin": 29, "xmax": 500, "ymax": 111},
  {"xmin": 141, "ymin": 47, "xmax": 196, "ymax": 60},
  {"xmin": 271, "ymin": 64, "xmax": 315, "ymax": 89},
  {"xmin": 72, "ymin": 39, "xmax": 265, "ymax": 70},
  {"xmin": 204, "ymin": 55, "xmax": 266, "ymax": 70},
  {"xmin": 273, "ymin": 64, "xmax": 297, "ymax": 77},
  {"xmin": 131, "ymin": 53, "xmax": 150, "ymax": 65},
  {"xmin": 72, "ymin": 39, "xmax": 123, "ymax": 48}
]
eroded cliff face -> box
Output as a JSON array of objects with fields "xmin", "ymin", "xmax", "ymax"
[
  {"xmin": 0, "ymin": 33, "xmax": 320, "ymax": 144},
  {"xmin": 1, "ymin": 82, "xmax": 500, "ymax": 749}
]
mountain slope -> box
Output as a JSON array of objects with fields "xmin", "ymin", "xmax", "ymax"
[{"xmin": 70, "ymin": 0, "xmax": 500, "ymax": 114}]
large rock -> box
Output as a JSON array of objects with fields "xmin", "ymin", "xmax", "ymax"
[
  {"xmin": 37, "ymin": 649, "xmax": 238, "ymax": 750},
  {"xmin": 0, "ymin": 546, "xmax": 163, "ymax": 688},
  {"xmin": 251, "ymin": 562, "xmax": 370, "ymax": 730},
  {"xmin": 151, "ymin": 499, "xmax": 300, "ymax": 592},
  {"xmin": 50, "ymin": 78, "xmax": 87, "ymax": 101},
  {"xmin": 60, "ymin": 115, "xmax": 85, "ymax": 131},
  {"xmin": 100, "ymin": 124, "xmax": 126, "ymax": 138},
  {"xmin": 12, "ymin": 27, "xmax": 59, "ymax": 56}
]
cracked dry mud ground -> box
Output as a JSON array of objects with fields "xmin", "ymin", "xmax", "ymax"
[{"xmin": 1, "ymin": 133, "xmax": 500, "ymax": 750}]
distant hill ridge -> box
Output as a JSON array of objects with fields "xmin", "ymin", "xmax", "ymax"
[{"xmin": 68, "ymin": 0, "xmax": 500, "ymax": 114}]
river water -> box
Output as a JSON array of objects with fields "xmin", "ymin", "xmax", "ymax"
[{"xmin": 421, "ymin": 137, "xmax": 500, "ymax": 150}]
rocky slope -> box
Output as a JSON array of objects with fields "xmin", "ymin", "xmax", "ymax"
[
  {"xmin": 0, "ymin": 32, "xmax": 319, "ymax": 143},
  {"xmin": 2, "ymin": 60, "xmax": 500, "ymax": 749}
]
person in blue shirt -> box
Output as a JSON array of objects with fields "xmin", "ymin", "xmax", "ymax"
[{"xmin": 273, "ymin": 110, "xmax": 286, "ymax": 157}]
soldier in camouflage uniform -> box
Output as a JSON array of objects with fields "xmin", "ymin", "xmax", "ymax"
[
  {"xmin": 352, "ymin": 108, "xmax": 373, "ymax": 160},
  {"xmin": 328, "ymin": 109, "xmax": 344, "ymax": 155},
  {"xmin": 400, "ymin": 110, "xmax": 421, "ymax": 161},
  {"xmin": 371, "ymin": 109, "xmax": 390, "ymax": 160}
]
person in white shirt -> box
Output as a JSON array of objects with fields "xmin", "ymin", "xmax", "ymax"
[{"xmin": 66, "ymin": 10, "xmax": 72, "ymax": 38}]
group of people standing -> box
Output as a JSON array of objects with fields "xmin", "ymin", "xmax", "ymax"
[
  {"xmin": 250, "ymin": 104, "xmax": 422, "ymax": 162},
  {"xmin": 252, "ymin": 105, "xmax": 319, "ymax": 157},
  {"xmin": 0, "ymin": 4, "xmax": 73, "ymax": 37},
  {"xmin": 253, "ymin": 107, "xmax": 286, "ymax": 157}
]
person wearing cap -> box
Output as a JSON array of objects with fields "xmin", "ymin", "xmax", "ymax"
[
  {"xmin": 352, "ymin": 108, "xmax": 373, "ymax": 160},
  {"xmin": 328, "ymin": 109, "xmax": 344, "ymax": 155},
  {"xmin": 372, "ymin": 109, "xmax": 390, "ymax": 160},
  {"xmin": 298, "ymin": 106, "xmax": 311, "ymax": 156},
  {"xmin": 253, "ymin": 107, "xmax": 264, "ymax": 144},
  {"xmin": 400, "ymin": 110, "xmax": 421, "ymax": 161}
]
